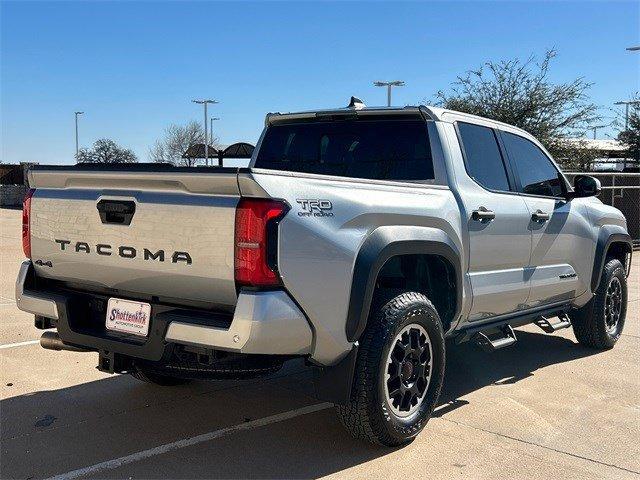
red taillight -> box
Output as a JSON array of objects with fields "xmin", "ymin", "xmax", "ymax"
[
  {"xmin": 234, "ymin": 198, "xmax": 288, "ymax": 287},
  {"xmin": 22, "ymin": 188, "xmax": 35, "ymax": 259}
]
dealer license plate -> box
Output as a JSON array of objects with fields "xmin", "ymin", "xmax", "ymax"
[{"xmin": 105, "ymin": 298, "xmax": 151, "ymax": 337}]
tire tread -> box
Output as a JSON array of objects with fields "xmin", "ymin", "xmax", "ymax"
[
  {"xmin": 336, "ymin": 291, "xmax": 445, "ymax": 446},
  {"xmin": 571, "ymin": 258, "xmax": 627, "ymax": 349}
]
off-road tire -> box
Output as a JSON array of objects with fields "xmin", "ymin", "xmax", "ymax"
[
  {"xmin": 130, "ymin": 368, "xmax": 191, "ymax": 386},
  {"xmin": 336, "ymin": 291, "xmax": 446, "ymax": 447},
  {"xmin": 571, "ymin": 258, "xmax": 627, "ymax": 349}
]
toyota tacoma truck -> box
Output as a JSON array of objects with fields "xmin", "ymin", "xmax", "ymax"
[{"xmin": 16, "ymin": 100, "xmax": 632, "ymax": 446}]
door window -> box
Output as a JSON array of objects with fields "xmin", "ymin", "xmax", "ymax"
[
  {"xmin": 502, "ymin": 132, "xmax": 565, "ymax": 197},
  {"xmin": 457, "ymin": 123, "xmax": 511, "ymax": 192}
]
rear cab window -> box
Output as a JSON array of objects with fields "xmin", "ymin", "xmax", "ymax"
[
  {"xmin": 457, "ymin": 122, "xmax": 511, "ymax": 192},
  {"xmin": 254, "ymin": 118, "xmax": 434, "ymax": 181}
]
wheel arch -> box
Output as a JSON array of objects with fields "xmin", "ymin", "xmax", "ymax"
[
  {"xmin": 345, "ymin": 226, "xmax": 462, "ymax": 342},
  {"xmin": 591, "ymin": 226, "xmax": 633, "ymax": 293}
]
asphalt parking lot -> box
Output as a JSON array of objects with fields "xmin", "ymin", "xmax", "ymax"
[{"xmin": 1, "ymin": 207, "xmax": 638, "ymax": 480}]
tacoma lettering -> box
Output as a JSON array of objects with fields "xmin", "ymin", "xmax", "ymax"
[{"xmin": 53, "ymin": 239, "xmax": 192, "ymax": 265}]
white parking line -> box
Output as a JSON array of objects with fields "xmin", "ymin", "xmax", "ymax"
[
  {"xmin": 0, "ymin": 296, "xmax": 16, "ymax": 305},
  {"xmin": 0, "ymin": 339, "xmax": 39, "ymax": 350},
  {"xmin": 44, "ymin": 402, "xmax": 332, "ymax": 480}
]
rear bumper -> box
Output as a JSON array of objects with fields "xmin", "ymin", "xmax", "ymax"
[
  {"xmin": 15, "ymin": 260, "xmax": 313, "ymax": 361},
  {"xmin": 15, "ymin": 261, "xmax": 61, "ymax": 320}
]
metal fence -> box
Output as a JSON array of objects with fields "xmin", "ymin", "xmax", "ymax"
[{"xmin": 565, "ymin": 172, "xmax": 640, "ymax": 247}]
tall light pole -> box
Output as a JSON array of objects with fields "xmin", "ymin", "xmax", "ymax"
[
  {"xmin": 210, "ymin": 117, "xmax": 221, "ymax": 166},
  {"xmin": 74, "ymin": 111, "xmax": 84, "ymax": 159},
  {"xmin": 614, "ymin": 100, "xmax": 640, "ymax": 130},
  {"xmin": 192, "ymin": 99, "xmax": 218, "ymax": 166},
  {"xmin": 210, "ymin": 116, "xmax": 220, "ymax": 144},
  {"xmin": 373, "ymin": 80, "xmax": 405, "ymax": 107}
]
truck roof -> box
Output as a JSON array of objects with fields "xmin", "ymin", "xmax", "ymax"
[{"xmin": 265, "ymin": 104, "xmax": 534, "ymax": 139}]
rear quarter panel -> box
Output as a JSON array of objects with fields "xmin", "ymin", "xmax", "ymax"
[{"xmin": 247, "ymin": 171, "xmax": 463, "ymax": 365}]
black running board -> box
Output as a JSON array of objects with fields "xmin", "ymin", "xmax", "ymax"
[
  {"xmin": 535, "ymin": 314, "xmax": 572, "ymax": 333},
  {"xmin": 456, "ymin": 303, "xmax": 571, "ymax": 346},
  {"xmin": 473, "ymin": 325, "xmax": 517, "ymax": 352}
]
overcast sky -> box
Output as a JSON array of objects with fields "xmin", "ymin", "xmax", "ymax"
[{"xmin": 1, "ymin": 1, "xmax": 638, "ymax": 165}]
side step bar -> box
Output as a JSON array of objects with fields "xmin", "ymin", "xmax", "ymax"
[
  {"xmin": 455, "ymin": 304, "xmax": 573, "ymax": 353},
  {"xmin": 535, "ymin": 314, "xmax": 572, "ymax": 333},
  {"xmin": 472, "ymin": 325, "xmax": 517, "ymax": 352}
]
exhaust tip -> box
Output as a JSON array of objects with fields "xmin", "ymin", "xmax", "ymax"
[{"xmin": 40, "ymin": 331, "xmax": 89, "ymax": 352}]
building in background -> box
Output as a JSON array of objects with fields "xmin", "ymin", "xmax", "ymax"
[
  {"xmin": 566, "ymin": 138, "xmax": 638, "ymax": 172},
  {"xmin": 182, "ymin": 142, "xmax": 254, "ymax": 167}
]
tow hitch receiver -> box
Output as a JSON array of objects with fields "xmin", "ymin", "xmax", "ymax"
[
  {"xmin": 98, "ymin": 350, "xmax": 133, "ymax": 374},
  {"xmin": 535, "ymin": 314, "xmax": 572, "ymax": 334},
  {"xmin": 472, "ymin": 325, "xmax": 517, "ymax": 352}
]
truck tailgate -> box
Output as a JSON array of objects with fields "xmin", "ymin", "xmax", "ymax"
[{"xmin": 28, "ymin": 167, "xmax": 242, "ymax": 309}]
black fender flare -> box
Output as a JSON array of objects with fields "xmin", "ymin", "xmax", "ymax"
[
  {"xmin": 591, "ymin": 227, "xmax": 633, "ymax": 292},
  {"xmin": 345, "ymin": 226, "xmax": 462, "ymax": 342}
]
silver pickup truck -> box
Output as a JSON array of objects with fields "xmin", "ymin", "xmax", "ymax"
[{"xmin": 16, "ymin": 101, "xmax": 632, "ymax": 446}]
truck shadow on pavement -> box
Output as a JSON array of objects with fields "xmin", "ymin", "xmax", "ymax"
[
  {"xmin": 438, "ymin": 329, "xmax": 600, "ymax": 409},
  {"xmin": 1, "ymin": 330, "xmax": 600, "ymax": 479}
]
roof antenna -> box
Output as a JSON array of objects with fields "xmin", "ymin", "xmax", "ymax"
[{"xmin": 347, "ymin": 96, "xmax": 366, "ymax": 110}]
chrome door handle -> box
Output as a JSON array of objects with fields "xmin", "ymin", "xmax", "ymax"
[
  {"xmin": 531, "ymin": 210, "xmax": 550, "ymax": 222},
  {"xmin": 472, "ymin": 206, "xmax": 496, "ymax": 221}
]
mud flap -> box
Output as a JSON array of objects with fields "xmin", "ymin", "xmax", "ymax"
[{"xmin": 311, "ymin": 344, "xmax": 358, "ymax": 405}]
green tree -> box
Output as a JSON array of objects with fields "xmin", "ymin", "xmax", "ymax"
[
  {"xmin": 434, "ymin": 50, "xmax": 600, "ymax": 170},
  {"xmin": 76, "ymin": 138, "xmax": 138, "ymax": 163},
  {"xmin": 617, "ymin": 101, "xmax": 640, "ymax": 161}
]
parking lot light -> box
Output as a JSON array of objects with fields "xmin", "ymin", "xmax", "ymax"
[
  {"xmin": 614, "ymin": 100, "xmax": 640, "ymax": 130},
  {"xmin": 373, "ymin": 80, "xmax": 405, "ymax": 107},
  {"xmin": 74, "ymin": 111, "xmax": 84, "ymax": 159},
  {"xmin": 192, "ymin": 99, "xmax": 219, "ymax": 166}
]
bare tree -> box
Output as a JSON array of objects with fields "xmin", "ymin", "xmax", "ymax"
[
  {"xmin": 434, "ymin": 50, "xmax": 601, "ymax": 170},
  {"xmin": 149, "ymin": 121, "xmax": 220, "ymax": 166},
  {"xmin": 76, "ymin": 139, "xmax": 138, "ymax": 163}
]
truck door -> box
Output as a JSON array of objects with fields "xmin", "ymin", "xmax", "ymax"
[
  {"xmin": 455, "ymin": 122, "xmax": 532, "ymax": 322},
  {"xmin": 499, "ymin": 131, "xmax": 593, "ymax": 307}
]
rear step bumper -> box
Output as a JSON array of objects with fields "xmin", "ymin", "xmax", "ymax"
[
  {"xmin": 15, "ymin": 261, "xmax": 61, "ymax": 320},
  {"xmin": 164, "ymin": 291, "xmax": 312, "ymax": 355},
  {"xmin": 15, "ymin": 260, "xmax": 313, "ymax": 360}
]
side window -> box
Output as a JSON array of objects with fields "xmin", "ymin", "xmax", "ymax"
[
  {"xmin": 457, "ymin": 122, "xmax": 511, "ymax": 192},
  {"xmin": 501, "ymin": 132, "xmax": 564, "ymax": 197}
]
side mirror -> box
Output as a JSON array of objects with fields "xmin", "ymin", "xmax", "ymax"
[{"xmin": 570, "ymin": 175, "xmax": 601, "ymax": 198}]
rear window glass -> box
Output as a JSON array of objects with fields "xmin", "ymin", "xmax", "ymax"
[
  {"xmin": 457, "ymin": 122, "xmax": 511, "ymax": 192},
  {"xmin": 254, "ymin": 119, "xmax": 434, "ymax": 181}
]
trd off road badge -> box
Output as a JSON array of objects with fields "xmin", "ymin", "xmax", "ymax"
[{"xmin": 296, "ymin": 199, "xmax": 334, "ymax": 218}]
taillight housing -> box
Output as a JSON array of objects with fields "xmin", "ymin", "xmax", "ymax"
[
  {"xmin": 22, "ymin": 188, "xmax": 35, "ymax": 259},
  {"xmin": 234, "ymin": 198, "xmax": 288, "ymax": 288}
]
